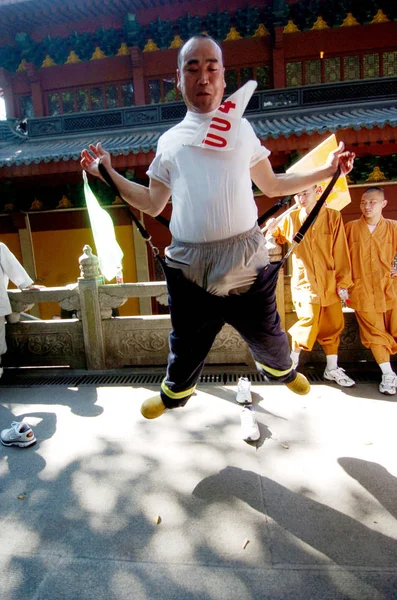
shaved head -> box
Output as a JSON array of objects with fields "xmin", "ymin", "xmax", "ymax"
[{"xmin": 178, "ymin": 34, "xmax": 223, "ymax": 70}]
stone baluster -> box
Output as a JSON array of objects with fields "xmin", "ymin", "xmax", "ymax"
[{"xmin": 77, "ymin": 245, "xmax": 106, "ymax": 369}]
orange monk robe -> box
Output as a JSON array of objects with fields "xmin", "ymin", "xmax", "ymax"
[
  {"xmin": 345, "ymin": 215, "xmax": 397, "ymax": 313},
  {"xmin": 272, "ymin": 206, "xmax": 353, "ymax": 306}
]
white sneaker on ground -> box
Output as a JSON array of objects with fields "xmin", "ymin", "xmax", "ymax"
[
  {"xmin": 323, "ymin": 367, "xmax": 355, "ymax": 387},
  {"xmin": 240, "ymin": 406, "xmax": 260, "ymax": 442},
  {"xmin": 236, "ymin": 377, "xmax": 252, "ymax": 404},
  {"xmin": 0, "ymin": 421, "xmax": 36, "ymax": 447},
  {"xmin": 379, "ymin": 373, "xmax": 397, "ymax": 395}
]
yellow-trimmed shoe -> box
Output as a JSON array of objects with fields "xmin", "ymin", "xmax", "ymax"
[
  {"xmin": 141, "ymin": 395, "xmax": 168, "ymax": 419},
  {"xmin": 285, "ymin": 372, "xmax": 310, "ymax": 395}
]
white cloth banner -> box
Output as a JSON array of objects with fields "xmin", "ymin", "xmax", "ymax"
[
  {"xmin": 83, "ymin": 171, "xmax": 124, "ymax": 281},
  {"xmin": 188, "ymin": 80, "xmax": 257, "ymax": 151}
]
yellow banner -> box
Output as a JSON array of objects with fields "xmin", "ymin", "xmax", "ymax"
[
  {"xmin": 83, "ymin": 171, "xmax": 124, "ymax": 281},
  {"xmin": 286, "ymin": 134, "xmax": 351, "ymax": 211}
]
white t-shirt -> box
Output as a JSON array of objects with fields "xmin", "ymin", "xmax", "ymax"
[{"xmin": 147, "ymin": 110, "xmax": 270, "ymax": 243}]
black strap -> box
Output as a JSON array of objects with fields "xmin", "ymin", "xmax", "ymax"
[
  {"xmin": 278, "ymin": 166, "xmax": 342, "ymax": 267},
  {"xmin": 257, "ymin": 194, "xmax": 293, "ymax": 226},
  {"xmin": 292, "ymin": 166, "xmax": 341, "ymax": 245},
  {"xmin": 97, "ymin": 159, "xmax": 340, "ymax": 257},
  {"xmin": 97, "ymin": 161, "xmax": 170, "ymax": 237},
  {"xmin": 257, "ymin": 167, "xmax": 341, "ymax": 231}
]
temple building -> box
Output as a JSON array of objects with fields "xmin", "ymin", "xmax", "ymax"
[{"xmin": 0, "ymin": 0, "xmax": 396, "ymax": 318}]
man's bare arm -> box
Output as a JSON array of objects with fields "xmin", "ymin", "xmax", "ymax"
[
  {"xmin": 250, "ymin": 141, "xmax": 355, "ymax": 198},
  {"xmin": 80, "ymin": 142, "xmax": 171, "ymax": 217}
]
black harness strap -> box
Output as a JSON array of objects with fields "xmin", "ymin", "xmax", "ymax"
[
  {"xmin": 257, "ymin": 194, "xmax": 293, "ymax": 226},
  {"xmin": 281, "ymin": 166, "xmax": 341, "ymax": 265},
  {"xmin": 96, "ymin": 160, "xmax": 341, "ymax": 262},
  {"xmin": 97, "ymin": 161, "xmax": 169, "ymax": 253}
]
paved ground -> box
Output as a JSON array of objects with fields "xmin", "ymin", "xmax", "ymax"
[{"xmin": 0, "ymin": 373, "xmax": 396, "ymax": 600}]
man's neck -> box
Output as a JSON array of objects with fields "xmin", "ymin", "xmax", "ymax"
[{"xmin": 364, "ymin": 215, "xmax": 382, "ymax": 226}]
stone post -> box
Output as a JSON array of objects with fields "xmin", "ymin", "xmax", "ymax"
[
  {"xmin": 77, "ymin": 245, "xmax": 106, "ymax": 370},
  {"xmin": 132, "ymin": 212, "xmax": 152, "ymax": 315}
]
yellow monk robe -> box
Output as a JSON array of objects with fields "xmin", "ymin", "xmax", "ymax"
[
  {"xmin": 273, "ymin": 205, "xmax": 352, "ymax": 306},
  {"xmin": 345, "ymin": 215, "xmax": 397, "ymax": 361},
  {"xmin": 345, "ymin": 215, "xmax": 397, "ymax": 312},
  {"xmin": 272, "ymin": 205, "xmax": 352, "ymax": 352}
]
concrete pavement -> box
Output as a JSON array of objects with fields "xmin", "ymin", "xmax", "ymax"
[{"xmin": 0, "ymin": 373, "xmax": 396, "ymax": 600}]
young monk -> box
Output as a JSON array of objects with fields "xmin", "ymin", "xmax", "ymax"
[
  {"xmin": 266, "ymin": 184, "xmax": 355, "ymax": 386},
  {"xmin": 345, "ymin": 187, "xmax": 397, "ymax": 395}
]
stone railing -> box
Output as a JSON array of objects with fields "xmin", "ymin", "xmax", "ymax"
[
  {"xmin": 5, "ymin": 279, "xmax": 255, "ymax": 370},
  {"xmin": 5, "ymin": 244, "xmax": 370, "ymax": 371},
  {"xmin": 5, "ymin": 244, "xmax": 256, "ymax": 370}
]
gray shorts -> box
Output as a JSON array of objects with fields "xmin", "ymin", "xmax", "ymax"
[{"xmin": 165, "ymin": 224, "xmax": 269, "ymax": 296}]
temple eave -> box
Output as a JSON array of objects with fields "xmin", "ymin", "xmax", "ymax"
[{"xmin": 264, "ymin": 125, "xmax": 397, "ymax": 155}]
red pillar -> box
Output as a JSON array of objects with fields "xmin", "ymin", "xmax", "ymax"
[
  {"xmin": 273, "ymin": 26, "xmax": 285, "ymax": 89},
  {"xmin": 26, "ymin": 62, "xmax": 44, "ymax": 117},
  {"xmin": 130, "ymin": 46, "xmax": 145, "ymax": 106},
  {"xmin": 0, "ymin": 68, "xmax": 14, "ymax": 117}
]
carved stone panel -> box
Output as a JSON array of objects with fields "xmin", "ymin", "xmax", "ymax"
[
  {"xmin": 4, "ymin": 321, "xmax": 86, "ymax": 369},
  {"xmin": 103, "ymin": 316, "xmax": 171, "ymax": 368},
  {"xmin": 207, "ymin": 324, "xmax": 253, "ymax": 366},
  {"xmin": 103, "ymin": 317, "xmax": 252, "ymax": 368}
]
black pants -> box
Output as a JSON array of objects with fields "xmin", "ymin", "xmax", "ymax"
[{"xmin": 160, "ymin": 261, "xmax": 295, "ymax": 409}]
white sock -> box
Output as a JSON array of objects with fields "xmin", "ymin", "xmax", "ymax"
[
  {"xmin": 379, "ymin": 362, "xmax": 393, "ymax": 375},
  {"xmin": 290, "ymin": 350, "xmax": 300, "ymax": 366},
  {"xmin": 326, "ymin": 355, "xmax": 338, "ymax": 371}
]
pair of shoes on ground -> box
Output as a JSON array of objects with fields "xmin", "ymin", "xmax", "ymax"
[
  {"xmin": 0, "ymin": 421, "xmax": 36, "ymax": 447},
  {"xmin": 237, "ymin": 373, "xmax": 310, "ymax": 442},
  {"xmin": 141, "ymin": 370, "xmax": 312, "ymax": 422},
  {"xmin": 324, "ymin": 367, "xmax": 355, "ymax": 388},
  {"xmin": 236, "ymin": 378, "xmax": 260, "ymax": 441},
  {"xmin": 140, "ymin": 386, "xmax": 262, "ymax": 442},
  {"xmin": 379, "ymin": 372, "xmax": 397, "ymax": 395}
]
